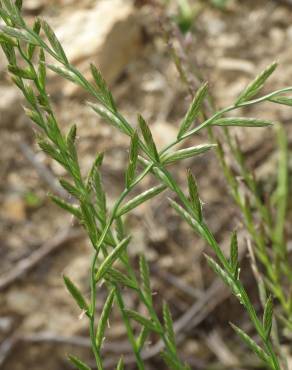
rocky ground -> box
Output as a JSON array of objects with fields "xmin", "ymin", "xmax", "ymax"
[{"xmin": 0, "ymin": 0, "xmax": 292, "ymax": 369}]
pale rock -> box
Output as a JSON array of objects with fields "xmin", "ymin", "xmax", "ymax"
[
  {"xmin": 62, "ymin": 252, "xmax": 91, "ymax": 287},
  {"xmin": 51, "ymin": 0, "xmax": 142, "ymax": 96},
  {"xmin": 269, "ymin": 28, "xmax": 285, "ymax": 51},
  {"xmin": 22, "ymin": 312, "xmax": 47, "ymax": 331},
  {"xmin": 0, "ymin": 87, "xmax": 22, "ymax": 127},
  {"xmin": 23, "ymin": 0, "xmax": 45, "ymax": 13},
  {"xmin": 286, "ymin": 25, "xmax": 292, "ymax": 41},
  {"xmin": 151, "ymin": 121, "xmax": 178, "ymax": 150},
  {"xmin": 216, "ymin": 58, "xmax": 254, "ymax": 75},
  {"xmin": 204, "ymin": 18, "xmax": 225, "ymax": 36},
  {"xmin": 2, "ymin": 194, "xmax": 26, "ymax": 222},
  {"xmin": 0, "ymin": 48, "xmax": 7, "ymax": 72},
  {"xmin": 128, "ymin": 228, "xmax": 146, "ymax": 256},
  {"xmin": 0, "ymin": 316, "xmax": 13, "ymax": 333},
  {"xmin": 5, "ymin": 289, "xmax": 39, "ymax": 315}
]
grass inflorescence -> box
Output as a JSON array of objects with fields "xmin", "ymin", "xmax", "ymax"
[{"xmin": 0, "ymin": 1, "xmax": 291, "ymax": 369}]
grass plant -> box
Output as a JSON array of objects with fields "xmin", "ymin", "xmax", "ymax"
[{"xmin": 0, "ymin": 1, "xmax": 291, "ymax": 369}]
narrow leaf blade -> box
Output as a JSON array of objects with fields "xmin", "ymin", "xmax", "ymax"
[
  {"xmin": 63, "ymin": 275, "xmax": 88, "ymax": 312},
  {"xmin": 263, "ymin": 296, "xmax": 273, "ymax": 339},
  {"xmin": 125, "ymin": 309, "xmax": 162, "ymax": 333},
  {"xmin": 229, "ymin": 231, "xmax": 239, "ymax": 277},
  {"xmin": 161, "ymin": 144, "xmax": 216, "ymax": 165},
  {"xmin": 230, "ymin": 323, "xmax": 270, "ymax": 364},
  {"xmin": 96, "ymin": 288, "xmax": 115, "ymax": 350},
  {"xmin": 126, "ymin": 131, "xmax": 139, "ymax": 187},
  {"xmin": 96, "ymin": 236, "xmax": 131, "ymax": 282},
  {"xmin": 236, "ymin": 62, "xmax": 278, "ymax": 105},
  {"xmin": 212, "ymin": 117, "xmax": 273, "ymax": 127},
  {"xmin": 117, "ymin": 184, "xmax": 166, "ymax": 217},
  {"xmin": 42, "ymin": 20, "xmax": 68, "ymax": 64},
  {"xmin": 204, "ymin": 254, "xmax": 241, "ymax": 300},
  {"xmin": 187, "ymin": 170, "xmax": 202, "ymax": 222},
  {"xmin": 116, "ymin": 357, "xmax": 124, "ymax": 370},
  {"xmin": 269, "ymin": 96, "xmax": 292, "ymax": 106},
  {"xmin": 49, "ymin": 194, "xmax": 81, "ymax": 219},
  {"xmin": 163, "ymin": 302, "xmax": 176, "ymax": 351},
  {"xmin": 139, "ymin": 255, "xmax": 152, "ymax": 305},
  {"xmin": 178, "ymin": 82, "xmax": 208, "ymax": 138},
  {"xmin": 104, "ymin": 268, "xmax": 138, "ymax": 290},
  {"xmin": 138, "ymin": 114, "xmax": 159, "ymax": 162},
  {"xmin": 68, "ymin": 355, "xmax": 92, "ymax": 370}
]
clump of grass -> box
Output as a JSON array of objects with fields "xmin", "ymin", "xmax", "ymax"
[{"xmin": 0, "ymin": 1, "xmax": 291, "ymax": 369}]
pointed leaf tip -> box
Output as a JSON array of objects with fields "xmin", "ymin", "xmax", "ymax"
[
  {"xmin": 263, "ymin": 296, "xmax": 273, "ymax": 339},
  {"xmin": 236, "ymin": 62, "xmax": 278, "ymax": 105}
]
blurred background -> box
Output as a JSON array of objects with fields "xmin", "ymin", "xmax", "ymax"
[{"xmin": 0, "ymin": 0, "xmax": 292, "ymax": 369}]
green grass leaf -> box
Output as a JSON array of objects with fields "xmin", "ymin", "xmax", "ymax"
[
  {"xmin": 96, "ymin": 288, "xmax": 115, "ymax": 350},
  {"xmin": 8, "ymin": 64, "xmax": 34, "ymax": 79},
  {"xmin": 116, "ymin": 357, "xmax": 124, "ymax": 370},
  {"xmin": 68, "ymin": 355, "xmax": 92, "ymax": 370},
  {"xmin": 125, "ymin": 309, "xmax": 162, "ymax": 333},
  {"xmin": 126, "ymin": 131, "xmax": 139, "ymax": 187},
  {"xmin": 1, "ymin": 0, "xmax": 24, "ymax": 26},
  {"xmin": 15, "ymin": 0, "xmax": 23, "ymax": 11},
  {"xmin": 49, "ymin": 194, "xmax": 81, "ymax": 219},
  {"xmin": 41, "ymin": 20, "xmax": 68, "ymax": 64},
  {"xmin": 24, "ymin": 108, "xmax": 44, "ymax": 128},
  {"xmin": 268, "ymin": 95, "xmax": 292, "ymax": 106},
  {"xmin": 88, "ymin": 102, "xmax": 131, "ymax": 136},
  {"xmin": 47, "ymin": 64, "xmax": 77, "ymax": 84},
  {"xmin": 160, "ymin": 350, "xmax": 187, "ymax": 370},
  {"xmin": 0, "ymin": 24, "xmax": 38, "ymax": 44},
  {"xmin": 230, "ymin": 323, "xmax": 270, "ymax": 364},
  {"xmin": 1, "ymin": 41, "xmax": 16, "ymax": 66},
  {"xmin": 136, "ymin": 326, "xmax": 149, "ymax": 352},
  {"xmin": 178, "ymin": 82, "xmax": 208, "ymax": 138},
  {"xmin": 38, "ymin": 49, "xmax": 46, "ymax": 89},
  {"xmin": 263, "ymin": 296, "xmax": 273, "ymax": 339},
  {"xmin": 138, "ymin": 114, "xmax": 160, "ymax": 162},
  {"xmin": 63, "ymin": 275, "xmax": 89, "ymax": 312},
  {"xmin": 187, "ymin": 170, "xmax": 202, "ymax": 222},
  {"xmin": 273, "ymin": 124, "xmax": 288, "ymax": 256},
  {"xmin": 59, "ymin": 179, "xmax": 82, "ymax": 200},
  {"xmin": 87, "ymin": 152, "xmax": 104, "ymax": 185},
  {"xmin": 139, "ymin": 255, "xmax": 152, "ymax": 305},
  {"xmin": 38, "ymin": 140, "xmax": 66, "ymax": 167},
  {"xmin": 117, "ymin": 184, "xmax": 166, "ymax": 217},
  {"xmin": 27, "ymin": 19, "xmax": 41, "ymax": 60},
  {"xmin": 80, "ymin": 203, "xmax": 98, "ymax": 245},
  {"xmin": 161, "ymin": 144, "xmax": 216, "ymax": 165},
  {"xmin": 86, "ymin": 153, "xmax": 107, "ymax": 225},
  {"xmin": 236, "ymin": 62, "xmax": 278, "ymax": 105},
  {"xmin": 90, "ymin": 63, "xmax": 116, "ymax": 111},
  {"xmin": 95, "ymin": 236, "xmax": 131, "ymax": 282},
  {"xmin": 104, "ymin": 268, "xmax": 138, "ymax": 290},
  {"xmin": 205, "ymin": 254, "xmax": 241, "ymax": 299},
  {"xmin": 212, "ymin": 117, "xmax": 273, "ymax": 127},
  {"xmin": 163, "ymin": 302, "xmax": 176, "ymax": 352},
  {"xmin": 229, "ymin": 231, "xmax": 239, "ymax": 278},
  {"xmin": 169, "ymin": 198, "xmax": 205, "ymax": 233},
  {"xmin": 66, "ymin": 124, "xmax": 77, "ymax": 148},
  {"xmin": 0, "ymin": 32, "xmax": 17, "ymax": 46}
]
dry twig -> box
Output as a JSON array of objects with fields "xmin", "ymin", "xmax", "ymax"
[{"xmin": 0, "ymin": 227, "xmax": 83, "ymax": 291}]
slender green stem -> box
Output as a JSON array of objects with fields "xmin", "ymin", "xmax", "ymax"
[
  {"xmin": 1, "ymin": 10, "xmax": 288, "ymax": 369},
  {"xmin": 115, "ymin": 289, "xmax": 145, "ymax": 370},
  {"xmin": 89, "ymin": 164, "xmax": 153, "ymax": 368},
  {"xmin": 89, "ymin": 252, "xmax": 103, "ymax": 370},
  {"xmin": 160, "ymin": 86, "xmax": 292, "ymax": 158}
]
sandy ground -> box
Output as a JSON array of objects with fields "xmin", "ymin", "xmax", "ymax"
[{"xmin": 0, "ymin": 0, "xmax": 291, "ymax": 369}]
